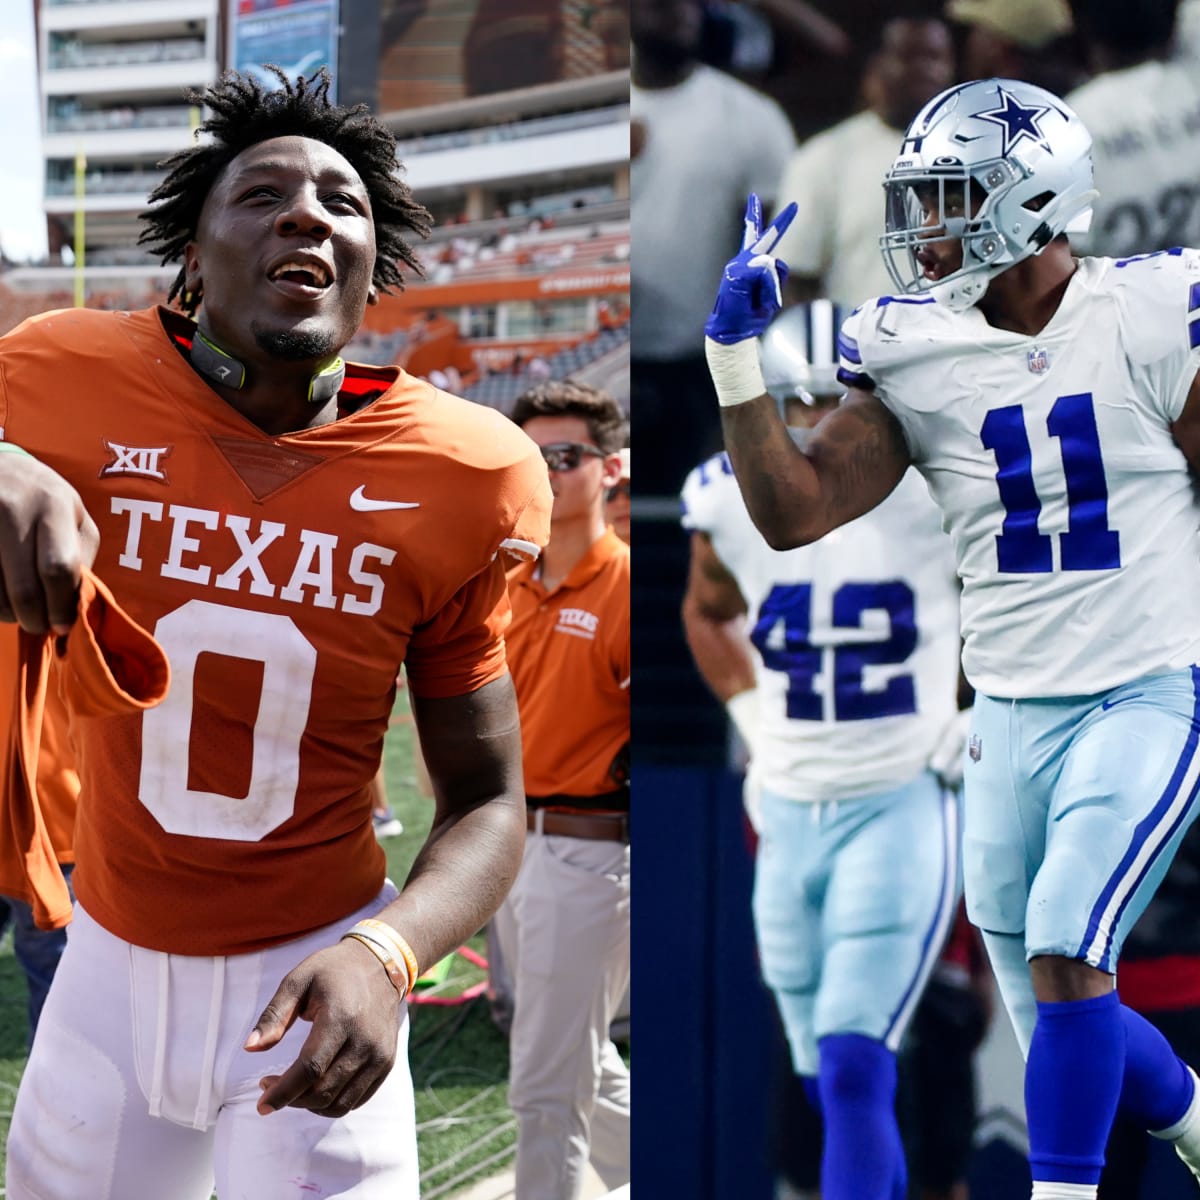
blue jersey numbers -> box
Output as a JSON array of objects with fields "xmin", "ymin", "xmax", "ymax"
[
  {"xmin": 749, "ymin": 581, "xmax": 918, "ymax": 721},
  {"xmin": 981, "ymin": 391, "xmax": 1121, "ymax": 574}
]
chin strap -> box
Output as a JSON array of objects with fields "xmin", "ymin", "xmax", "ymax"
[
  {"xmin": 190, "ymin": 329, "xmax": 346, "ymax": 404},
  {"xmin": 931, "ymin": 271, "xmax": 992, "ymax": 311}
]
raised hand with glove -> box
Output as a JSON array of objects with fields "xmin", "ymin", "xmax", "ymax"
[{"xmin": 704, "ymin": 193, "xmax": 798, "ymax": 408}]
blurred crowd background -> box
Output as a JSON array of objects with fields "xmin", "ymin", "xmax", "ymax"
[{"xmin": 1, "ymin": 0, "xmax": 631, "ymax": 423}]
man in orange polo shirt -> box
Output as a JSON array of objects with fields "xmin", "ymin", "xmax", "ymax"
[{"xmin": 499, "ymin": 381, "xmax": 631, "ymax": 1199}]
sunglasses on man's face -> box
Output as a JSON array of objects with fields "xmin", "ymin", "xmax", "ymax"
[
  {"xmin": 606, "ymin": 481, "xmax": 631, "ymax": 503},
  {"xmin": 538, "ymin": 442, "xmax": 606, "ymax": 472}
]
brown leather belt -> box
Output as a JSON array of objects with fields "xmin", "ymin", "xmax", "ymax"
[{"xmin": 526, "ymin": 807, "xmax": 629, "ymax": 843}]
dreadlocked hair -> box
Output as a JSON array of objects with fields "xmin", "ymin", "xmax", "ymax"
[
  {"xmin": 138, "ymin": 66, "xmax": 432, "ymax": 315},
  {"xmin": 510, "ymin": 380, "xmax": 628, "ymax": 454}
]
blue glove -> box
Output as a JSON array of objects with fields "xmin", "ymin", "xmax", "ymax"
[{"xmin": 705, "ymin": 195, "xmax": 798, "ymax": 345}]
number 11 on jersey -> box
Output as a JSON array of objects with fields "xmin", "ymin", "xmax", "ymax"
[{"xmin": 981, "ymin": 391, "xmax": 1121, "ymax": 574}]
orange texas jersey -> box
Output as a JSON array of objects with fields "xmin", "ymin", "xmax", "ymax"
[
  {"xmin": 0, "ymin": 306, "xmax": 552, "ymax": 955},
  {"xmin": 2, "ymin": 569, "xmax": 169, "ymax": 930}
]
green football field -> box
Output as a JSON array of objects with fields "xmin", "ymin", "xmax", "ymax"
[{"xmin": 0, "ymin": 688, "xmax": 517, "ymax": 1198}]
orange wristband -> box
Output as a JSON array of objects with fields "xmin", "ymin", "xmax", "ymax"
[{"xmin": 349, "ymin": 919, "xmax": 421, "ymax": 993}]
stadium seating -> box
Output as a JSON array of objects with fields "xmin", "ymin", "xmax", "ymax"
[{"xmin": 464, "ymin": 322, "xmax": 629, "ymax": 412}]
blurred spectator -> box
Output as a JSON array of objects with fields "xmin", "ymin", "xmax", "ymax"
[
  {"xmin": 701, "ymin": 1, "xmax": 778, "ymax": 76},
  {"xmin": 631, "ymin": 0, "xmax": 795, "ymax": 494},
  {"xmin": 702, "ymin": 0, "xmax": 855, "ymax": 76},
  {"xmin": 946, "ymin": 0, "xmax": 1085, "ymax": 93},
  {"xmin": 606, "ymin": 448, "xmax": 632, "ymax": 544},
  {"xmin": 756, "ymin": 0, "xmax": 855, "ymax": 59},
  {"xmin": 774, "ymin": 17, "xmax": 956, "ymax": 308},
  {"xmin": 1067, "ymin": 0, "xmax": 1200, "ymax": 256},
  {"xmin": 1178, "ymin": 0, "xmax": 1200, "ymax": 58}
]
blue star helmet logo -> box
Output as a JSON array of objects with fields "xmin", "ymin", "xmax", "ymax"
[{"xmin": 974, "ymin": 87, "xmax": 1054, "ymax": 156}]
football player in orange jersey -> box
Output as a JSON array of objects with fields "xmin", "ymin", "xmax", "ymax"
[{"xmin": 0, "ymin": 68, "xmax": 551, "ymax": 1200}]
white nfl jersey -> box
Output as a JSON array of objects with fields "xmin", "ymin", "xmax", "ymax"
[
  {"xmin": 837, "ymin": 249, "xmax": 1200, "ymax": 698},
  {"xmin": 681, "ymin": 453, "xmax": 960, "ymax": 803}
]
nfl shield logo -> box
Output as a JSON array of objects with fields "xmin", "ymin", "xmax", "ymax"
[
  {"xmin": 1027, "ymin": 347, "xmax": 1050, "ymax": 374},
  {"xmin": 968, "ymin": 734, "xmax": 982, "ymax": 762}
]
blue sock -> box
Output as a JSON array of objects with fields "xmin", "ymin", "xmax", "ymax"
[
  {"xmin": 1026, "ymin": 992, "xmax": 1124, "ymax": 1185},
  {"xmin": 817, "ymin": 1033, "xmax": 906, "ymax": 1200},
  {"xmin": 1118, "ymin": 1003, "xmax": 1195, "ymax": 1131}
]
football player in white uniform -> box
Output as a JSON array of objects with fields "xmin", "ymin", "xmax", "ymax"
[
  {"xmin": 704, "ymin": 78, "xmax": 1200, "ymax": 1200},
  {"xmin": 681, "ymin": 304, "xmax": 964, "ymax": 1200}
]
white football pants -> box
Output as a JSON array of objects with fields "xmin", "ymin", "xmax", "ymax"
[{"xmin": 6, "ymin": 890, "xmax": 417, "ymax": 1200}]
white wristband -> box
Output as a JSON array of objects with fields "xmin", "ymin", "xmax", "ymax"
[
  {"xmin": 726, "ymin": 688, "xmax": 760, "ymax": 753},
  {"xmin": 705, "ymin": 336, "xmax": 767, "ymax": 408}
]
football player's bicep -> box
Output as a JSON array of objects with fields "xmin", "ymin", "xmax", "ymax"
[
  {"xmin": 806, "ymin": 388, "xmax": 913, "ymax": 527},
  {"xmin": 411, "ymin": 675, "xmax": 524, "ymax": 817},
  {"xmin": 1170, "ymin": 369, "xmax": 1200, "ymax": 477}
]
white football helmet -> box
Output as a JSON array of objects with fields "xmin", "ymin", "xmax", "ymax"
[
  {"xmin": 879, "ymin": 78, "xmax": 1098, "ymax": 310},
  {"xmin": 759, "ymin": 299, "xmax": 847, "ymax": 405}
]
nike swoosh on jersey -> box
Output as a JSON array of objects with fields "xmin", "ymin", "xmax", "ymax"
[
  {"xmin": 1101, "ymin": 692, "xmax": 1144, "ymax": 710},
  {"xmin": 349, "ymin": 486, "xmax": 421, "ymax": 511}
]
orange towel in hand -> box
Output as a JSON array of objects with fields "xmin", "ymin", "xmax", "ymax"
[{"xmin": 1, "ymin": 568, "xmax": 169, "ymax": 929}]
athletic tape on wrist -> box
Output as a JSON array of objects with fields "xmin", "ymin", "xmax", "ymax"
[
  {"xmin": 725, "ymin": 688, "xmax": 760, "ymax": 753},
  {"xmin": 705, "ymin": 336, "xmax": 767, "ymax": 407}
]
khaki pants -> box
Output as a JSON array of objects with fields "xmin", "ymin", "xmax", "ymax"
[{"xmin": 493, "ymin": 821, "xmax": 631, "ymax": 1199}]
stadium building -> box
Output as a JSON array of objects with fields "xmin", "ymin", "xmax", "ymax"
[{"xmin": 3, "ymin": 0, "xmax": 630, "ymax": 413}]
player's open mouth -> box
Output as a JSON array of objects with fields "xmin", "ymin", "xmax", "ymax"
[
  {"xmin": 267, "ymin": 259, "xmax": 334, "ymax": 298},
  {"xmin": 915, "ymin": 247, "xmax": 945, "ymax": 281}
]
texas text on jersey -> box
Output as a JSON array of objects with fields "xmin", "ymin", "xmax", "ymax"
[{"xmin": 0, "ymin": 305, "xmax": 551, "ymax": 955}]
